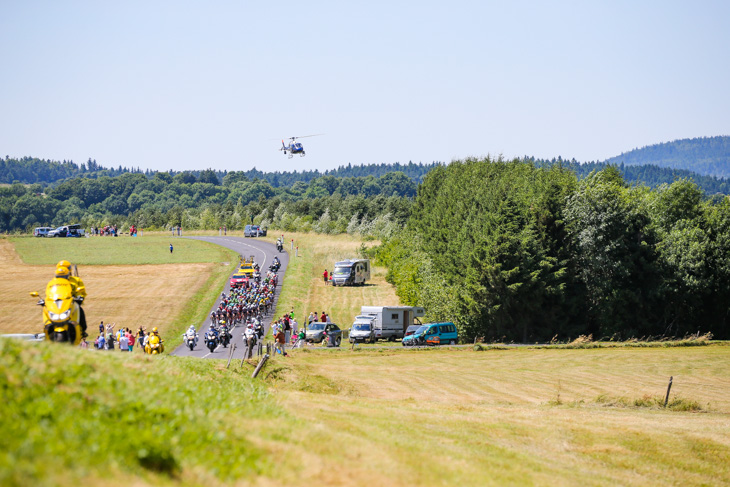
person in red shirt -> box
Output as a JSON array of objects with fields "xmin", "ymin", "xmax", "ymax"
[{"xmin": 323, "ymin": 269, "xmax": 329, "ymax": 284}]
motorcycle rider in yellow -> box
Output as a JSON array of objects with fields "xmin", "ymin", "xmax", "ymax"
[
  {"xmin": 56, "ymin": 260, "xmax": 88, "ymax": 337},
  {"xmin": 145, "ymin": 327, "xmax": 165, "ymax": 354}
]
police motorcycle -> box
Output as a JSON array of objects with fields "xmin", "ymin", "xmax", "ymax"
[
  {"xmin": 182, "ymin": 326, "xmax": 198, "ymax": 351},
  {"xmin": 204, "ymin": 327, "xmax": 219, "ymax": 353}
]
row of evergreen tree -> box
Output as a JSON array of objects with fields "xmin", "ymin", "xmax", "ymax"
[
  {"xmin": 0, "ymin": 156, "xmax": 440, "ymax": 187},
  {"xmin": 373, "ymin": 157, "xmax": 730, "ymax": 341},
  {"xmin": 3, "ymin": 153, "xmax": 730, "ymax": 194}
]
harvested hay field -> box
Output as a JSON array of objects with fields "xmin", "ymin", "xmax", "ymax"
[
  {"xmin": 264, "ymin": 345, "xmax": 730, "ymax": 486},
  {"xmin": 0, "ymin": 238, "xmax": 228, "ymax": 337}
]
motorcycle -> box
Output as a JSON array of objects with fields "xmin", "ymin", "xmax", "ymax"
[
  {"xmin": 218, "ymin": 324, "xmax": 231, "ymax": 348},
  {"xmin": 204, "ymin": 331, "xmax": 218, "ymax": 353},
  {"xmin": 276, "ymin": 241, "xmax": 283, "ymax": 252},
  {"xmin": 30, "ymin": 277, "xmax": 82, "ymax": 345},
  {"xmin": 145, "ymin": 334, "xmax": 164, "ymax": 354},
  {"xmin": 183, "ymin": 331, "xmax": 198, "ymax": 351},
  {"xmin": 243, "ymin": 327, "xmax": 258, "ymax": 358}
]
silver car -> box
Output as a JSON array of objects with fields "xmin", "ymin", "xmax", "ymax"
[{"xmin": 305, "ymin": 323, "xmax": 341, "ymax": 345}]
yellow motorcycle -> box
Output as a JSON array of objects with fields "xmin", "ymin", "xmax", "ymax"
[
  {"xmin": 30, "ymin": 277, "xmax": 82, "ymax": 345},
  {"xmin": 145, "ymin": 334, "xmax": 164, "ymax": 355}
]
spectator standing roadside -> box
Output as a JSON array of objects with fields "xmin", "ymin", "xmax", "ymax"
[
  {"xmin": 323, "ymin": 269, "xmax": 328, "ymax": 284},
  {"xmin": 128, "ymin": 331, "xmax": 135, "ymax": 352},
  {"xmin": 284, "ymin": 315, "xmax": 291, "ymax": 344},
  {"xmin": 170, "ymin": 243, "xmax": 174, "ymax": 254},
  {"xmin": 99, "ymin": 321, "xmax": 104, "ymax": 335},
  {"xmin": 136, "ymin": 327, "xmax": 145, "ymax": 351},
  {"xmin": 119, "ymin": 332, "xmax": 128, "ymax": 351},
  {"xmin": 275, "ymin": 328, "xmax": 288, "ymax": 357},
  {"xmin": 291, "ymin": 317, "xmax": 298, "ymax": 337}
]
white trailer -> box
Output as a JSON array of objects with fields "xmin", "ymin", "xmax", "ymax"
[{"xmin": 356, "ymin": 306, "xmax": 425, "ymax": 341}]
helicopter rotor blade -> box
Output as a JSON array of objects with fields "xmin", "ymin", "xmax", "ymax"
[{"xmin": 291, "ymin": 133, "xmax": 324, "ymax": 140}]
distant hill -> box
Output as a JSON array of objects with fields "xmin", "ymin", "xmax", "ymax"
[{"xmin": 603, "ymin": 136, "xmax": 730, "ymax": 178}]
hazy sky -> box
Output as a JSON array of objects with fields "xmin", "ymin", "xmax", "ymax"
[{"xmin": 2, "ymin": 1, "xmax": 729, "ymax": 173}]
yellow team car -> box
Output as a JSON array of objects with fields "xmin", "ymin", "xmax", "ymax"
[{"xmin": 238, "ymin": 256, "xmax": 256, "ymax": 278}]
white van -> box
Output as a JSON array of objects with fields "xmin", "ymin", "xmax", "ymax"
[{"xmin": 33, "ymin": 227, "xmax": 53, "ymax": 237}]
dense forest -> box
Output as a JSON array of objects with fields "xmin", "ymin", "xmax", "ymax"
[
  {"xmin": 0, "ymin": 156, "xmax": 439, "ymax": 186},
  {"xmin": 602, "ymin": 135, "xmax": 730, "ymax": 178},
  {"xmin": 0, "ymin": 170, "xmax": 415, "ymax": 238},
  {"xmin": 374, "ymin": 158, "xmax": 730, "ymax": 341},
  {"xmin": 3, "ymin": 149, "xmax": 729, "ymax": 195}
]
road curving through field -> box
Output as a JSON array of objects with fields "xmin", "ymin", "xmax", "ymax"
[{"xmin": 170, "ymin": 236, "xmax": 289, "ymax": 359}]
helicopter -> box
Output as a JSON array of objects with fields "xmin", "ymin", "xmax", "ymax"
[{"xmin": 279, "ymin": 134, "xmax": 323, "ymax": 158}]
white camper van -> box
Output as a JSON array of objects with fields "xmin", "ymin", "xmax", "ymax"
[
  {"xmin": 332, "ymin": 259, "xmax": 370, "ymax": 286},
  {"xmin": 350, "ymin": 306, "xmax": 425, "ymax": 342}
]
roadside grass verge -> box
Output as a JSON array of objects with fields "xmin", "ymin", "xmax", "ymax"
[
  {"xmin": 162, "ymin": 258, "xmax": 237, "ymax": 343},
  {"xmin": 0, "ymin": 338, "xmax": 280, "ymax": 487}
]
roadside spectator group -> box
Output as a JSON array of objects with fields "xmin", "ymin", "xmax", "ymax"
[
  {"xmin": 89, "ymin": 225, "xmax": 118, "ymax": 236},
  {"xmin": 92, "ymin": 321, "xmax": 148, "ymax": 352}
]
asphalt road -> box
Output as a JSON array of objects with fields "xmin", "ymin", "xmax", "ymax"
[{"xmin": 170, "ymin": 236, "xmax": 289, "ymax": 360}]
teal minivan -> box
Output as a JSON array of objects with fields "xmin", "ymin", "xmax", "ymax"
[{"xmin": 402, "ymin": 322, "xmax": 458, "ymax": 346}]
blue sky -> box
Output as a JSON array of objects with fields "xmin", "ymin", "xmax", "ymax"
[{"xmin": 1, "ymin": 0, "xmax": 728, "ymax": 173}]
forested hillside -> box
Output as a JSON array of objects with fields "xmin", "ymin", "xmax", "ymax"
[
  {"xmin": 375, "ymin": 157, "xmax": 730, "ymax": 341},
  {"xmin": 4, "ymin": 152, "xmax": 729, "ymax": 195},
  {"xmin": 531, "ymin": 157, "xmax": 730, "ymax": 194},
  {"xmin": 603, "ymin": 136, "xmax": 730, "ymax": 177}
]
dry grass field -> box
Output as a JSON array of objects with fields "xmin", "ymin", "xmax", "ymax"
[
  {"xmin": 264, "ymin": 345, "xmax": 730, "ymax": 486},
  {"xmin": 0, "ymin": 236, "xmax": 234, "ymax": 339},
  {"xmin": 268, "ymin": 232, "xmax": 400, "ymax": 325}
]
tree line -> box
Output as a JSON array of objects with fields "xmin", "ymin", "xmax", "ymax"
[
  {"xmin": 0, "ymin": 170, "xmax": 415, "ymax": 239},
  {"xmin": 373, "ymin": 157, "xmax": 730, "ymax": 341}
]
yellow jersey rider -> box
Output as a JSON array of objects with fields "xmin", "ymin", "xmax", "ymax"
[{"xmin": 56, "ymin": 260, "xmax": 88, "ymax": 337}]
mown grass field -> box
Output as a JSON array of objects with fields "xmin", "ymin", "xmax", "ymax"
[
  {"xmin": 1, "ymin": 235, "xmax": 236, "ymax": 341},
  {"xmin": 2, "ymin": 337, "xmax": 728, "ymax": 487}
]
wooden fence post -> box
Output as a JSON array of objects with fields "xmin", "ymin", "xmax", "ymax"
[{"xmin": 664, "ymin": 376, "xmax": 673, "ymax": 407}]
